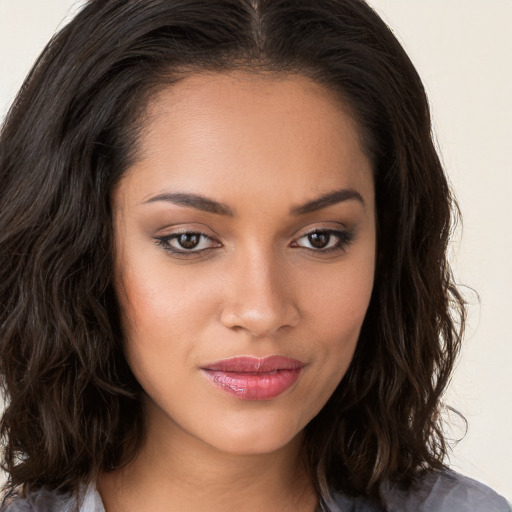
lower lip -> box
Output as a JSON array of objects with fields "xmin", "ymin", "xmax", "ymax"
[{"xmin": 201, "ymin": 368, "xmax": 303, "ymax": 401}]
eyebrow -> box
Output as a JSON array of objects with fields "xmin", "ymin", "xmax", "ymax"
[
  {"xmin": 143, "ymin": 192, "xmax": 234, "ymax": 216},
  {"xmin": 142, "ymin": 187, "xmax": 365, "ymax": 216},
  {"xmin": 290, "ymin": 188, "xmax": 365, "ymax": 215}
]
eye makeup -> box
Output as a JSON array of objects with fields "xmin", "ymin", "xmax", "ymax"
[
  {"xmin": 153, "ymin": 225, "xmax": 356, "ymax": 260},
  {"xmin": 153, "ymin": 230, "xmax": 222, "ymax": 259},
  {"xmin": 291, "ymin": 228, "xmax": 356, "ymax": 255}
]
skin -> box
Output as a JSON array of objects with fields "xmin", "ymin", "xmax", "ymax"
[{"xmin": 99, "ymin": 71, "xmax": 376, "ymax": 512}]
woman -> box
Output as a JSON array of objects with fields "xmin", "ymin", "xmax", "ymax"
[{"xmin": 0, "ymin": 1, "xmax": 509, "ymax": 511}]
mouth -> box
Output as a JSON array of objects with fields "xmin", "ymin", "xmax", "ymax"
[{"xmin": 200, "ymin": 356, "xmax": 306, "ymax": 401}]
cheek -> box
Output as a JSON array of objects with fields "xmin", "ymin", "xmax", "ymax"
[
  {"xmin": 303, "ymin": 252, "xmax": 375, "ymax": 381},
  {"xmin": 308, "ymin": 258, "xmax": 374, "ymax": 335},
  {"xmin": 116, "ymin": 277, "xmax": 194, "ymax": 405},
  {"xmin": 114, "ymin": 257, "xmax": 221, "ymax": 383},
  {"xmin": 290, "ymin": 266, "xmax": 374, "ymax": 426},
  {"xmin": 116, "ymin": 271, "xmax": 187, "ymax": 352},
  {"xmin": 116, "ymin": 246, "xmax": 214, "ymax": 332}
]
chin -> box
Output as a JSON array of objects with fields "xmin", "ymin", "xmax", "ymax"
[
  {"xmin": 208, "ymin": 428, "xmax": 303, "ymax": 457},
  {"xmin": 195, "ymin": 410, "xmax": 307, "ymax": 457}
]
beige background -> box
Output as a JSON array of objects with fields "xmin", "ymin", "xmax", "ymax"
[{"xmin": 1, "ymin": 0, "xmax": 511, "ymax": 500}]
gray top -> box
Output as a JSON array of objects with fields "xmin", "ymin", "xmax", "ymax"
[{"xmin": 2, "ymin": 470, "xmax": 510, "ymax": 512}]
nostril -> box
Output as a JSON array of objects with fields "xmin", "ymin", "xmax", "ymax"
[{"xmin": 220, "ymin": 302, "xmax": 300, "ymax": 337}]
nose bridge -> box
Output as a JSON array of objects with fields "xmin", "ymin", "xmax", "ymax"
[{"xmin": 220, "ymin": 243, "xmax": 299, "ymax": 336}]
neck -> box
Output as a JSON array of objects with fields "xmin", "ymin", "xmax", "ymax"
[{"xmin": 98, "ymin": 403, "xmax": 318, "ymax": 512}]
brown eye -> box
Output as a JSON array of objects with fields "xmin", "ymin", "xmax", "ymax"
[
  {"xmin": 291, "ymin": 228, "xmax": 355, "ymax": 254},
  {"xmin": 177, "ymin": 233, "xmax": 201, "ymax": 249},
  {"xmin": 154, "ymin": 231, "xmax": 221, "ymax": 256},
  {"xmin": 308, "ymin": 232, "xmax": 331, "ymax": 249}
]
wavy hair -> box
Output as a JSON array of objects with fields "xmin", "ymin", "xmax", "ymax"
[{"xmin": 0, "ymin": 0, "xmax": 465, "ymax": 507}]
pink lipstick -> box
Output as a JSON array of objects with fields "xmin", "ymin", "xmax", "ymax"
[{"xmin": 201, "ymin": 356, "xmax": 305, "ymax": 401}]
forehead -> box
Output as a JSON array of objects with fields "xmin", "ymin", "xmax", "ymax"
[
  {"xmin": 143, "ymin": 70, "xmax": 364, "ymax": 157},
  {"xmin": 119, "ymin": 71, "xmax": 373, "ymax": 211}
]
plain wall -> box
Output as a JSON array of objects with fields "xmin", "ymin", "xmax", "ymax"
[
  {"xmin": 364, "ymin": 1, "xmax": 512, "ymax": 500},
  {"xmin": 1, "ymin": 0, "xmax": 511, "ymax": 500}
]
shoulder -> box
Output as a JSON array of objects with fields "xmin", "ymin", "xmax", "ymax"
[
  {"xmin": 380, "ymin": 469, "xmax": 511, "ymax": 512},
  {"xmin": 328, "ymin": 470, "xmax": 510, "ymax": 512},
  {"xmin": 1, "ymin": 485, "xmax": 104, "ymax": 512}
]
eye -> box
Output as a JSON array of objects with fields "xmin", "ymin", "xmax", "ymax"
[
  {"xmin": 154, "ymin": 231, "xmax": 221, "ymax": 257},
  {"xmin": 291, "ymin": 229, "xmax": 355, "ymax": 253}
]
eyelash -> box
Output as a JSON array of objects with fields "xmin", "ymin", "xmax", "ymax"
[
  {"xmin": 154, "ymin": 228, "xmax": 355, "ymax": 258},
  {"xmin": 291, "ymin": 229, "xmax": 356, "ymax": 254},
  {"xmin": 154, "ymin": 231, "xmax": 220, "ymax": 259}
]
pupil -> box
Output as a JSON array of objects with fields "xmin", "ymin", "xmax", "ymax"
[
  {"xmin": 308, "ymin": 232, "xmax": 330, "ymax": 249},
  {"xmin": 178, "ymin": 233, "xmax": 200, "ymax": 249}
]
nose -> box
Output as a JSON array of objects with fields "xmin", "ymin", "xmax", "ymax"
[{"xmin": 220, "ymin": 248, "xmax": 300, "ymax": 338}]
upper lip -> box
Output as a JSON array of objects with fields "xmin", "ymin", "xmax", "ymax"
[{"xmin": 202, "ymin": 355, "xmax": 305, "ymax": 373}]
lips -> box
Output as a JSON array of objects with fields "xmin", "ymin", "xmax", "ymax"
[{"xmin": 201, "ymin": 356, "xmax": 305, "ymax": 401}]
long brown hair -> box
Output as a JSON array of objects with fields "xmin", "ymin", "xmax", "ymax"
[{"xmin": 0, "ymin": 0, "xmax": 465, "ymax": 507}]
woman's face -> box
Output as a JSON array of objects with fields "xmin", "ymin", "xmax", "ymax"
[{"xmin": 112, "ymin": 72, "xmax": 376, "ymax": 457}]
